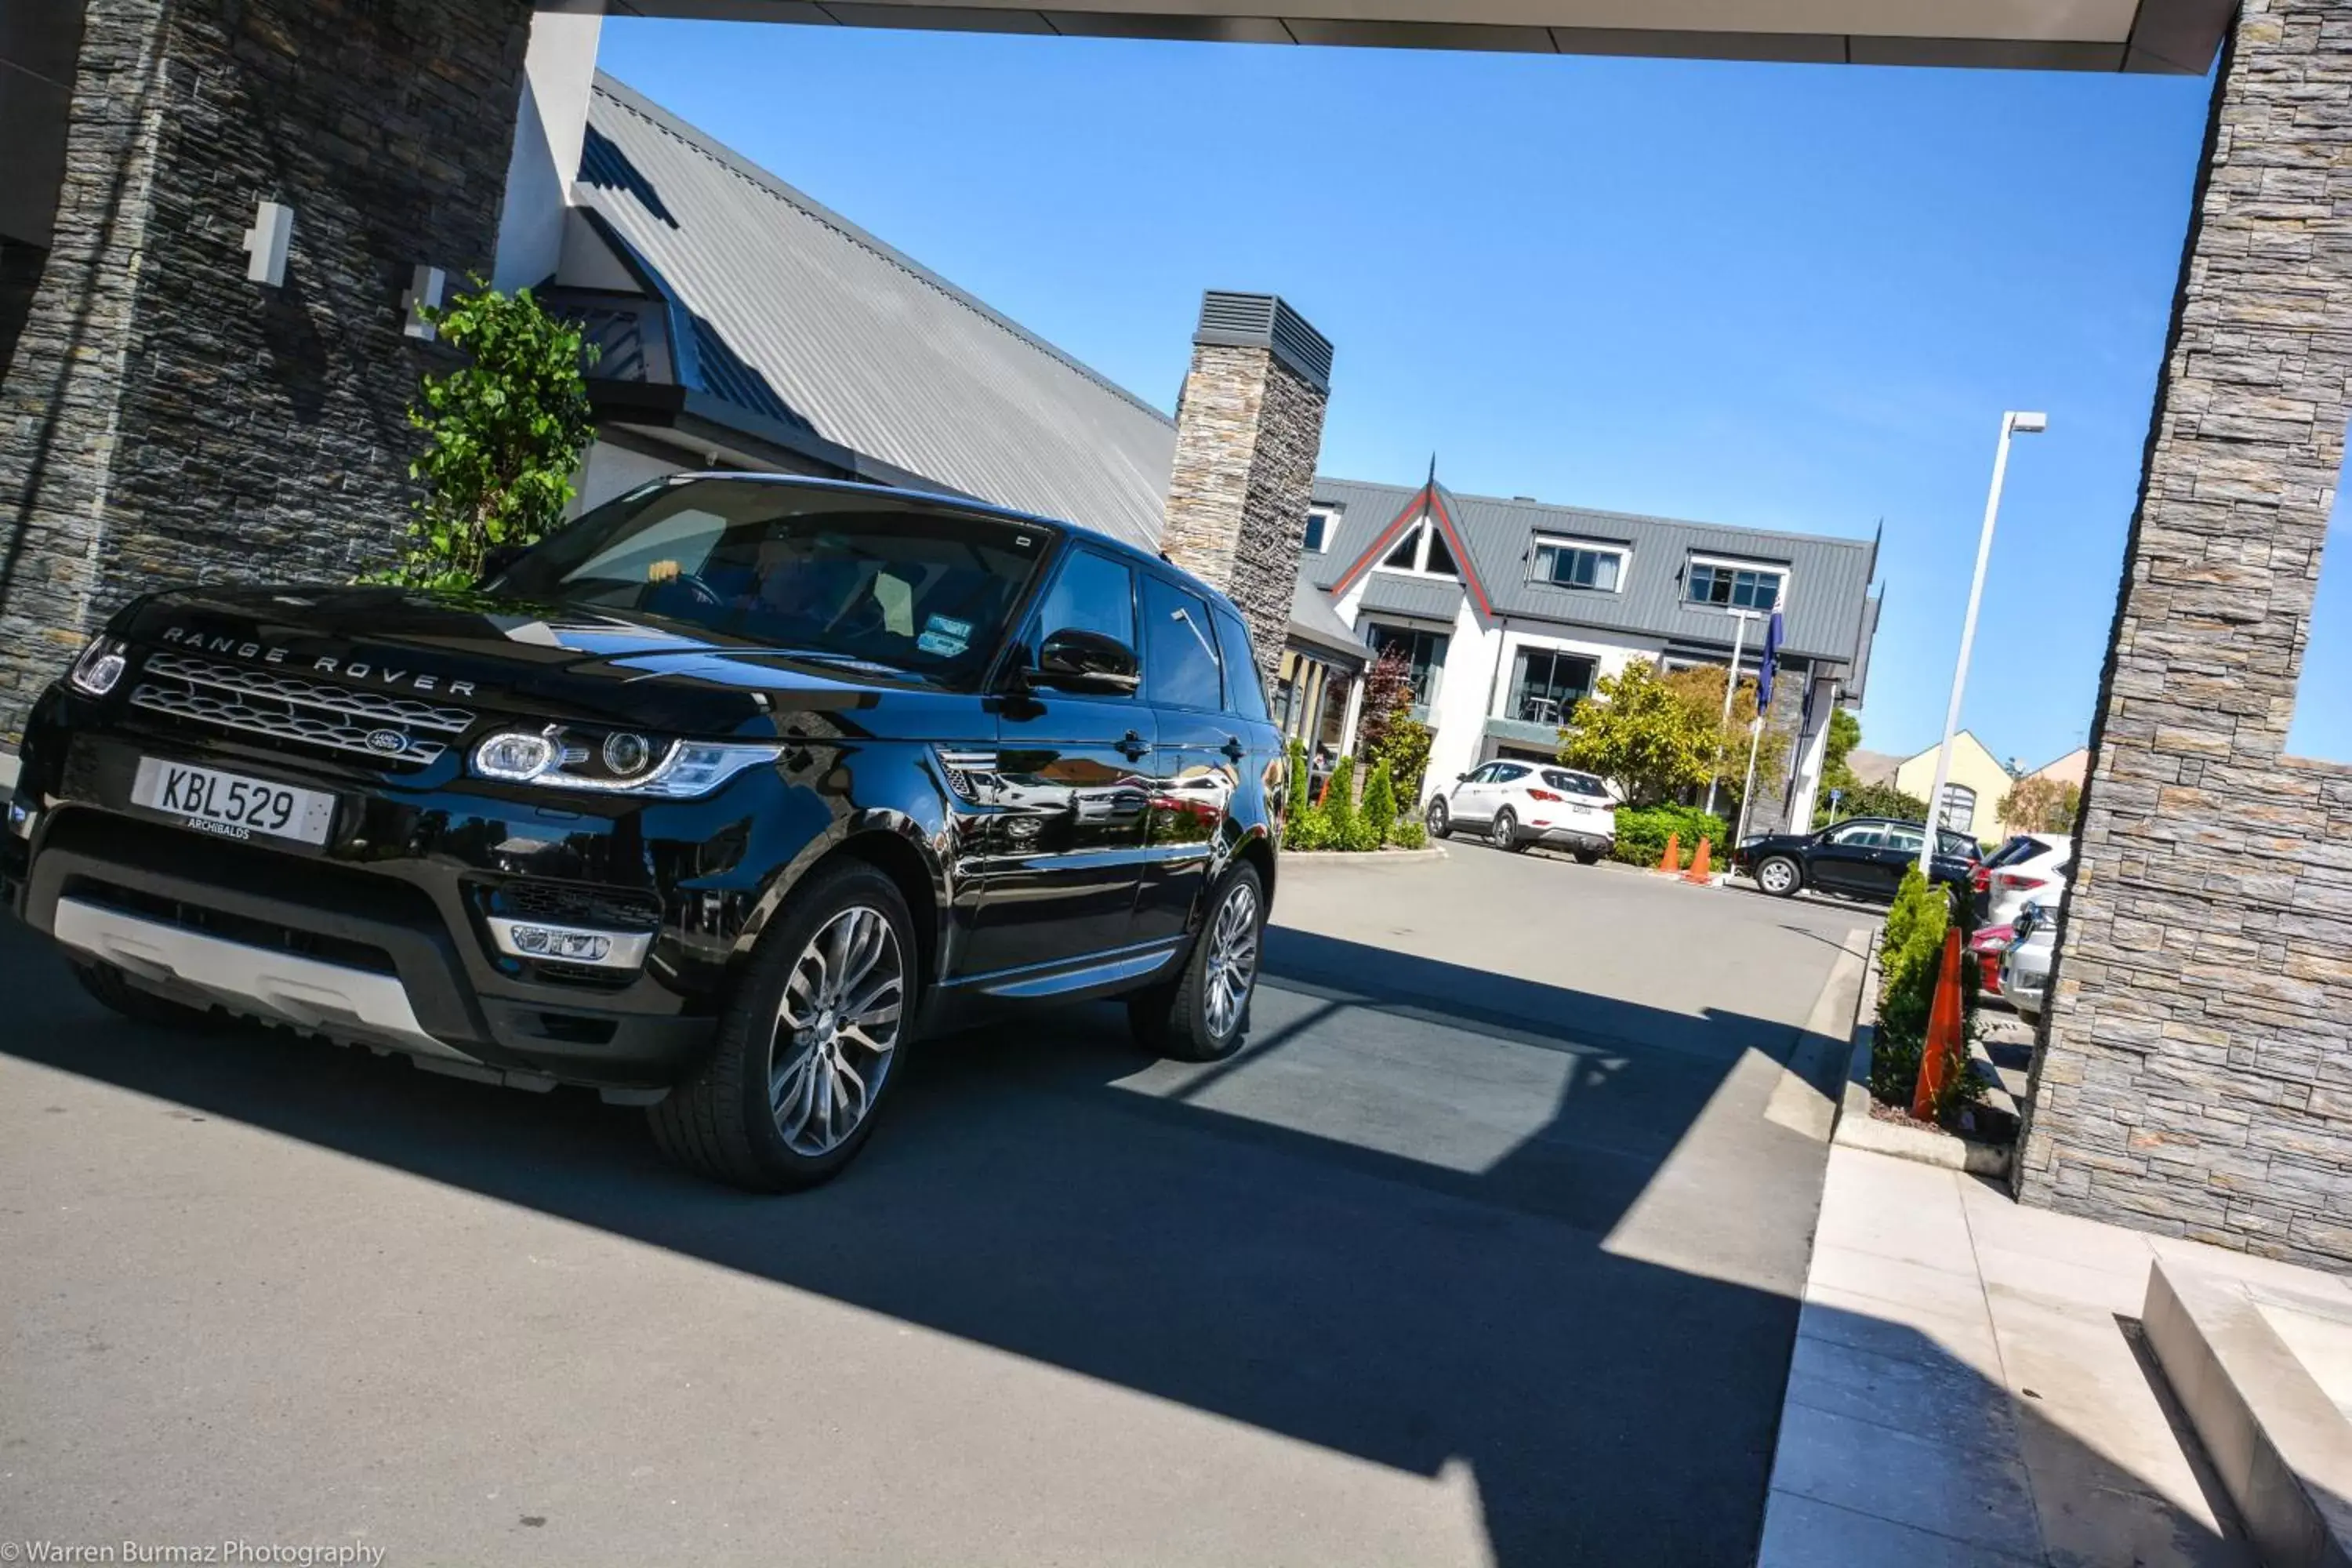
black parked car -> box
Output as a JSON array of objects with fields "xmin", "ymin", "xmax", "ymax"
[
  {"xmin": 2, "ymin": 475, "xmax": 1286, "ymax": 1192},
  {"xmin": 1730, "ymin": 816, "xmax": 1980, "ymax": 902}
]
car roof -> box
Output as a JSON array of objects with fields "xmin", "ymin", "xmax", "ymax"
[{"xmin": 660, "ymin": 471, "xmax": 1247, "ymax": 622}]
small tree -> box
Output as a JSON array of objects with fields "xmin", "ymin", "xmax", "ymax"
[
  {"xmin": 1323, "ymin": 755, "xmax": 1359, "ymax": 844},
  {"xmin": 1821, "ymin": 710, "xmax": 1864, "ymax": 794},
  {"xmin": 1362, "ymin": 760, "xmax": 1398, "ymax": 846},
  {"xmin": 1357, "ymin": 647, "xmax": 1434, "ymax": 803},
  {"xmin": 1659, "ymin": 662, "xmax": 1790, "ymax": 818},
  {"xmin": 368, "ymin": 280, "xmax": 597, "ymax": 590},
  {"xmin": 1820, "ymin": 779, "xmax": 1930, "ymax": 828},
  {"xmin": 1999, "ymin": 775, "xmax": 2082, "ymax": 835},
  {"xmin": 1558, "ymin": 661, "xmax": 1716, "ymax": 805}
]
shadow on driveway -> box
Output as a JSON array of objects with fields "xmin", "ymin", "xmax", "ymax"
[{"xmin": 0, "ymin": 913, "xmax": 2191, "ymax": 1566}]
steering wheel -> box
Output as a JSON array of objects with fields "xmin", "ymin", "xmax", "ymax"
[{"xmin": 647, "ymin": 571, "xmax": 725, "ymax": 610}]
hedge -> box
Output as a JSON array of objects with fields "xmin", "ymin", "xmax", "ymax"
[{"xmin": 1610, "ymin": 804, "xmax": 1729, "ymax": 869}]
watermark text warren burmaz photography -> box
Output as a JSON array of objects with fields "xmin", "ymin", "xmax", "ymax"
[{"xmin": 2, "ymin": 1544, "xmax": 385, "ymax": 1566}]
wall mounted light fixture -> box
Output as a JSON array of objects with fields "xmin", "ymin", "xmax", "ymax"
[
  {"xmin": 241, "ymin": 201, "xmax": 292, "ymax": 286},
  {"xmin": 402, "ymin": 265, "xmax": 447, "ymax": 341}
]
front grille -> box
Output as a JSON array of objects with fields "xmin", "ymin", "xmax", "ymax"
[
  {"xmin": 129, "ymin": 651, "xmax": 474, "ymax": 768},
  {"xmin": 485, "ymin": 881, "xmax": 662, "ymax": 931}
]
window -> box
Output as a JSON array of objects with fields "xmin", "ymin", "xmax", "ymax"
[
  {"xmin": 1884, "ymin": 825, "xmax": 1928, "ymax": 857},
  {"xmin": 1211, "ymin": 610, "xmax": 1269, "ymax": 722},
  {"xmin": 1302, "ymin": 506, "xmax": 1336, "ymax": 553},
  {"xmin": 497, "ymin": 477, "xmax": 1046, "ymax": 686},
  {"xmin": 1828, "ymin": 822, "xmax": 1887, "ymax": 848},
  {"xmin": 1686, "ymin": 560, "xmax": 1784, "ymax": 612},
  {"xmin": 1510, "ymin": 648, "xmax": 1597, "ymax": 725},
  {"xmin": 1142, "ymin": 576, "xmax": 1223, "ymax": 711},
  {"xmin": 1491, "ymin": 762, "xmax": 1532, "ymax": 783},
  {"xmin": 1375, "ymin": 518, "xmax": 1459, "ymax": 579},
  {"xmin": 1541, "ymin": 768, "xmax": 1610, "ymax": 798},
  {"xmin": 1532, "ymin": 540, "xmax": 1625, "ymax": 592},
  {"xmin": 1367, "ymin": 624, "xmax": 1448, "ymax": 704},
  {"xmin": 1035, "ymin": 546, "xmax": 1136, "ymax": 652},
  {"xmin": 1938, "ymin": 783, "xmax": 1977, "ymax": 834}
]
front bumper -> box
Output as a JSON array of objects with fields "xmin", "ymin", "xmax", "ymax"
[{"xmin": 3, "ymin": 693, "xmax": 830, "ymax": 1091}]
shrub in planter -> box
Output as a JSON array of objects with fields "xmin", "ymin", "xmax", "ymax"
[
  {"xmin": 1388, "ymin": 819, "xmax": 1427, "ymax": 851},
  {"xmin": 1362, "ymin": 760, "xmax": 1398, "ymax": 846}
]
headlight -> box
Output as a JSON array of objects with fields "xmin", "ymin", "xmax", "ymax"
[
  {"xmin": 68, "ymin": 635, "xmax": 129, "ymax": 698},
  {"xmin": 470, "ymin": 724, "xmax": 782, "ymax": 798}
]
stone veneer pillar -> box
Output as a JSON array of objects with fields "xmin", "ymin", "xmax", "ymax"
[
  {"xmin": 2016, "ymin": 0, "xmax": 2352, "ymax": 1267},
  {"xmin": 1162, "ymin": 292, "xmax": 1334, "ymax": 679},
  {"xmin": 0, "ymin": 0, "xmax": 533, "ymax": 744}
]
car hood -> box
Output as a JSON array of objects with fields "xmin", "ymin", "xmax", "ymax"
[{"xmin": 114, "ymin": 583, "xmax": 963, "ymax": 736}]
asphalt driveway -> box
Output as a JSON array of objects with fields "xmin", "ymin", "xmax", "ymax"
[{"xmin": 0, "ymin": 846, "xmax": 1870, "ymax": 1567}]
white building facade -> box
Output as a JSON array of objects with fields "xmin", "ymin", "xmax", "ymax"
[{"xmin": 1304, "ymin": 475, "xmax": 1882, "ymax": 834}]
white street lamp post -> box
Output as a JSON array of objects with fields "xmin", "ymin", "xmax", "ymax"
[
  {"xmin": 1702, "ymin": 608, "xmax": 1762, "ymax": 818},
  {"xmin": 1919, "ymin": 410, "xmax": 2046, "ymax": 874}
]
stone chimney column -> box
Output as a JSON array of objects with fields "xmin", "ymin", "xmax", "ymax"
[{"xmin": 1161, "ymin": 292, "xmax": 1333, "ymax": 679}]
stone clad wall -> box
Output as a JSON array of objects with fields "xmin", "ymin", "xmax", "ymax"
[
  {"xmin": 1162, "ymin": 340, "xmax": 1330, "ymax": 679},
  {"xmin": 0, "ymin": 0, "xmax": 532, "ymax": 743},
  {"xmin": 2016, "ymin": 0, "xmax": 2352, "ymax": 1267}
]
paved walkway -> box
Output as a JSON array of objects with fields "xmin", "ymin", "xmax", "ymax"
[{"xmin": 1757, "ymin": 1140, "xmax": 2352, "ymax": 1566}]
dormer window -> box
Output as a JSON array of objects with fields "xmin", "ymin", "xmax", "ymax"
[
  {"xmin": 1378, "ymin": 517, "xmax": 1457, "ymax": 579},
  {"xmin": 1303, "ymin": 505, "xmax": 1338, "ymax": 553},
  {"xmin": 1532, "ymin": 538, "xmax": 1626, "ymax": 593},
  {"xmin": 1687, "ymin": 557, "xmax": 1785, "ymax": 612}
]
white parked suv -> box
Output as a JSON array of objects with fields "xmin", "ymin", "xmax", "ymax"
[
  {"xmin": 1425, "ymin": 760, "xmax": 1617, "ymax": 862},
  {"xmin": 1974, "ymin": 833, "xmax": 2073, "ymax": 927}
]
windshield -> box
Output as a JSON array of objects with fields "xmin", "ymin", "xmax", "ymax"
[
  {"xmin": 492, "ymin": 478, "xmax": 1050, "ymax": 684},
  {"xmin": 1540, "ymin": 768, "xmax": 1610, "ymax": 798}
]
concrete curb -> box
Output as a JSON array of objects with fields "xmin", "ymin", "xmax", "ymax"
[
  {"xmin": 1829, "ymin": 931, "xmax": 2014, "ymax": 1179},
  {"xmin": 1277, "ymin": 845, "xmax": 1449, "ymax": 866}
]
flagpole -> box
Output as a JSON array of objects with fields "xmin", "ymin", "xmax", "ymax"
[{"xmin": 1733, "ymin": 717, "xmax": 1765, "ymax": 845}]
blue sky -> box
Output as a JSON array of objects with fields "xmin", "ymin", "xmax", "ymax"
[{"xmin": 598, "ymin": 20, "xmax": 2350, "ymax": 767}]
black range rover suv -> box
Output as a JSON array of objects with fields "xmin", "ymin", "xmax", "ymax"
[{"xmin": 2, "ymin": 475, "xmax": 1287, "ymax": 1191}]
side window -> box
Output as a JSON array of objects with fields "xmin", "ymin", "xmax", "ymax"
[
  {"xmin": 1211, "ymin": 611, "xmax": 1270, "ymax": 722},
  {"xmin": 1830, "ymin": 823, "xmax": 1882, "ymax": 848},
  {"xmin": 1033, "ymin": 547, "xmax": 1136, "ymax": 662},
  {"xmin": 1885, "ymin": 826, "xmax": 1927, "ymax": 857},
  {"xmin": 1493, "ymin": 763, "xmax": 1530, "ymax": 783},
  {"xmin": 1142, "ymin": 575, "xmax": 1222, "ymax": 711}
]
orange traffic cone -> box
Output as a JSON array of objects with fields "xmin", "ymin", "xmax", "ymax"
[
  {"xmin": 1911, "ymin": 927, "xmax": 1966, "ymax": 1120},
  {"xmin": 1657, "ymin": 833, "xmax": 1681, "ymax": 873},
  {"xmin": 1682, "ymin": 837, "xmax": 1713, "ymax": 884}
]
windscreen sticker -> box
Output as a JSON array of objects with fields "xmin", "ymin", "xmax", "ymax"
[{"xmin": 917, "ymin": 613, "xmax": 975, "ymax": 657}]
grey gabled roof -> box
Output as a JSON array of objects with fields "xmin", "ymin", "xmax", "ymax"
[
  {"xmin": 1288, "ymin": 578, "xmax": 1369, "ymax": 666},
  {"xmin": 577, "ymin": 74, "xmax": 1178, "ymax": 552},
  {"xmin": 1310, "ymin": 477, "xmax": 1877, "ymax": 666}
]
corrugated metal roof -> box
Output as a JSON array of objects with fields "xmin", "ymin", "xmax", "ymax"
[
  {"xmin": 1312, "ymin": 477, "xmax": 1876, "ymax": 665},
  {"xmin": 578, "ymin": 74, "xmax": 1178, "ymax": 552},
  {"xmin": 1356, "ymin": 572, "xmax": 1467, "ymax": 623},
  {"xmin": 1289, "ymin": 579, "xmax": 1368, "ymax": 664}
]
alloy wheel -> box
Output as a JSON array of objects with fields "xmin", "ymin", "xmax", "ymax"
[
  {"xmin": 1203, "ymin": 880, "xmax": 1260, "ymax": 1038},
  {"xmin": 1759, "ymin": 858, "xmax": 1798, "ymax": 896},
  {"xmin": 769, "ymin": 904, "xmax": 904, "ymax": 1156},
  {"xmin": 1426, "ymin": 799, "xmax": 1449, "ymax": 837}
]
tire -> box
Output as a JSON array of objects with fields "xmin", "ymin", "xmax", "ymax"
[
  {"xmin": 1755, "ymin": 855, "xmax": 1803, "ymax": 898},
  {"xmin": 1575, "ymin": 848, "xmax": 1602, "ymax": 866},
  {"xmin": 1128, "ymin": 862, "xmax": 1265, "ymax": 1064},
  {"xmin": 1425, "ymin": 798, "xmax": 1452, "ymax": 839},
  {"xmin": 648, "ymin": 859, "xmax": 916, "ymax": 1192},
  {"xmin": 73, "ymin": 960, "xmax": 220, "ymax": 1029},
  {"xmin": 1492, "ymin": 807, "xmax": 1530, "ymax": 852}
]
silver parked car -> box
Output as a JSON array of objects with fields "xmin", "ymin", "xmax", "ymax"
[{"xmin": 1999, "ymin": 898, "xmax": 2060, "ymax": 1024}]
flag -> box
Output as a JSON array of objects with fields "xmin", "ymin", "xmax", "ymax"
[{"xmin": 1758, "ymin": 610, "xmax": 1785, "ymax": 709}]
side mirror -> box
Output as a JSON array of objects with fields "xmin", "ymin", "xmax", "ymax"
[
  {"xmin": 1456, "ymin": 771, "xmax": 1470, "ymax": 782},
  {"xmin": 1033, "ymin": 629, "xmax": 1140, "ymax": 695},
  {"xmin": 481, "ymin": 543, "xmax": 528, "ymax": 581}
]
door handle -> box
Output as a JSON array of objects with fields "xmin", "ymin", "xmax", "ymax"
[
  {"xmin": 1220, "ymin": 736, "xmax": 1247, "ymax": 762},
  {"xmin": 1116, "ymin": 731, "xmax": 1151, "ymax": 761}
]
